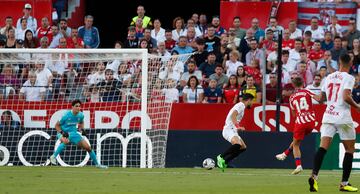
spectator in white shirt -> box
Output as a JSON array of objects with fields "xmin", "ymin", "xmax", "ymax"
[
  {"xmin": 304, "ymin": 17, "xmax": 324, "ymax": 41},
  {"xmin": 281, "ymin": 49, "xmax": 296, "ymax": 72},
  {"xmin": 279, "ymin": 50, "xmax": 292, "ymax": 84},
  {"xmin": 87, "ymin": 62, "xmax": 106, "ymax": 85},
  {"xmin": 182, "ymin": 18, "xmax": 202, "ymax": 38},
  {"xmin": 49, "ymin": 45, "xmax": 69, "ymax": 96},
  {"xmin": 16, "ymin": 3, "xmax": 37, "ymax": 33},
  {"xmin": 265, "ymin": 17, "xmax": 284, "ymax": 41},
  {"xmin": 172, "ymin": 17, "xmax": 185, "ymax": 42},
  {"xmin": 117, "ymin": 62, "xmax": 132, "ymax": 87},
  {"xmin": 151, "ymin": 18, "xmax": 166, "ymax": 43},
  {"xmin": 162, "ymin": 78, "xmax": 179, "ymax": 103},
  {"xmin": 305, "ymin": 74, "xmax": 322, "ymax": 104},
  {"xmin": 267, "ymin": 42, "xmax": 279, "ymax": 73},
  {"xmin": 106, "ymin": 42, "xmax": 124, "ymax": 78},
  {"xmin": 289, "ymin": 38, "xmax": 302, "ymax": 65},
  {"xmin": 19, "ymin": 70, "xmax": 45, "ymax": 101},
  {"xmin": 225, "ymin": 50, "xmax": 243, "ymax": 77},
  {"xmin": 15, "ymin": 18, "xmax": 31, "ymax": 40},
  {"xmin": 288, "ymin": 20, "xmax": 302, "ymax": 39},
  {"xmin": 156, "ymin": 41, "xmax": 171, "ymax": 58},
  {"xmin": 159, "ymin": 56, "xmax": 184, "ymax": 82},
  {"xmin": 35, "ymin": 59, "xmax": 53, "ymax": 99},
  {"xmin": 183, "ymin": 75, "xmax": 204, "ymax": 103},
  {"xmin": 327, "ymin": 15, "xmax": 343, "ymax": 38}
]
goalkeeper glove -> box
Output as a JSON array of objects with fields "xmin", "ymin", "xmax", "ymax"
[
  {"xmin": 56, "ymin": 133, "xmax": 62, "ymax": 140},
  {"xmin": 60, "ymin": 131, "xmax": 69, "ymax": 138},
  {"xmin": 80, "ymin": 129, "xmax": 87, "ymax": 136}
]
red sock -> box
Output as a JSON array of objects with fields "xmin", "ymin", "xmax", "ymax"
[
  {"xmin": 295, "ymin": 158, "xmax": 301, "ymax": 166},
  {"xmin": 284, "ymin": 147, "xmax": 293, "ymax": 156}
]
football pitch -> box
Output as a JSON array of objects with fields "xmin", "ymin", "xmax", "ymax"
[{"xmin": 1, "ymin": 167, "xmax": 359, "ymax": 194}]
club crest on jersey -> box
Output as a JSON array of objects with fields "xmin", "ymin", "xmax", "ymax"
[{"xmin": 325, "ymin": 105, "xmax": 339, "ymax": 115}]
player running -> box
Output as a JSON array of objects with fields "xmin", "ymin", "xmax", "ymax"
[
  {"xmin": 275, "ymin": 76, "xmax": 320, "ymax": 175},
  {"xmin": 48, "ymin": 99, "xmax": 108, "ymax": 169},
  {"xmin": 309, "ymin": 54, "xmax": 360, "ymax": 192},
  {"xmin": 217, "ymin": 93, "xmax": 254, "ymax": 172}
]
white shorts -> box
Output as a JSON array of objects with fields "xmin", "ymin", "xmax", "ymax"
[
  {"xmin": 320, "ymin": 123, "xmax": 356, "ymax": 140},
  {"xmin": 222, "ymin": 127, "xmax": 242, "ymax": 143}
]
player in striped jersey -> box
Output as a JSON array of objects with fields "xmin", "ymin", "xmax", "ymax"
[{"xmin": 276, "ymin": 76, "xmax": 320, "ymax": 175}]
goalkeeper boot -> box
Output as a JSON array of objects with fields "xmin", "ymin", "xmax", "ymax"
[
  {"xmin": 340, "ymin": 183, "xmax": 358, "ymax": 192},
  {"xmin": 308, "ymin": 176, "xmax": 318, "ymax": 192},
  {"xmin": 96, "ymin": 164, "xmax": 108, "ymax": 169},
  {"xmin": 291, "ymin": 165, "xmax": 303, "ymax": 175},
  {"xmin": 275, "ymin": 152, "xmax": 287, "ymax": 161},
  {"xmin": 49, "ymin": 155, "xmax": 57, "ymax": 165}
]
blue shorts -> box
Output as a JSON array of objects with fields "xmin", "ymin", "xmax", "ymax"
[
  {"xmin": 68, "ymin": 131, "xmax": 83, "ymax": 145},
  {"xmin": 57, "ymin": 131, "xmax": 83, "ymax": 145}
]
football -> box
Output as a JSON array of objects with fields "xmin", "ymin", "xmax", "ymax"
[{"xmin": 202, "ymin": 158, "xmax": 215, "ymax": 170}]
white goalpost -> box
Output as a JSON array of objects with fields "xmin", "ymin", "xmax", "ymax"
[{"xmin": 0, "ymin": 48, "xmax": 191, "ymax": 168}]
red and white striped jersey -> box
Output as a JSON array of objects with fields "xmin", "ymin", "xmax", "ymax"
[
  {"xmin": 36, "ymin": 26, "xmax": 53, "ymax": 43},
  {"xmin": 289, "ymin": 89, "xmax": 316, "ymax": 124}
]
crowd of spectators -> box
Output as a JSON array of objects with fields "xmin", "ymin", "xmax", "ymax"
[{"xmin": 1, "ymin": 3, "xmax": 360, "ymax": 105}]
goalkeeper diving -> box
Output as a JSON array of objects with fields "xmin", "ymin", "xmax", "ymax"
[{"xmin": 48, "ymin": 99, "xmax": 107, "ymax": 169}]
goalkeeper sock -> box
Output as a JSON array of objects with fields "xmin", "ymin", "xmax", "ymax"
[
  {"xmin": 342, "ymin": 152, "xmax": 353, "ymax": 182},
  {"xmin": 224, "ymin": 144, "xmax": 243, "ymax": 164},
  {"xmin": 312, "ymin": 147, "xmax": 327, "ymax": 176},
  {"xmin": 53, "ymin": 143, "xmax": 66, "ymax": 157},
  {"xmin": 284, "ymin": 147, "xmax": 293, "ymax": 156},
  {"xmin": 89, "ymin": 150, "xmax": 99, "ymax": 166}
]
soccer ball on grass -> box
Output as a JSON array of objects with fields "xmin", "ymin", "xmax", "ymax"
[{"xmin": 202, "ymin": 158, "xmax": 215, "ymax": 170}]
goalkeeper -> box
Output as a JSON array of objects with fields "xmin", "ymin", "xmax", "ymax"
[{"xmin": 48, "ymin": 99, "xmax": 107, "ymax": 169}]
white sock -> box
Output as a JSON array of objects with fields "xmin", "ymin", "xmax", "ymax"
[{"xmin": 341, "ymin": 181, "xmax": 349, "ymax": 186}]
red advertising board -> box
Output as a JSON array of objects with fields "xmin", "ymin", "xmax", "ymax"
[
  {"xmin": 1, "ymin": 101, "xmax": 360, "ymax": 133},
  {"xmin": 0, "ymin": 101, "xmax": 142, "ymax": 129}
]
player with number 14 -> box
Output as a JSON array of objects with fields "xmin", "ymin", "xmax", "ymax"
[{"xmin": 276, "ymin": 76, "xmax": 320, "ymax": 175}]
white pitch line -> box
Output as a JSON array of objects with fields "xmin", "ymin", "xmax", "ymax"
[{"xmin": 1, "ymin": 168, "xmax": 360, "ymax": 177}]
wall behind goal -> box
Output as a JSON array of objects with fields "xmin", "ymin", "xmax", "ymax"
[
  {"xmin": 166, "ymin": 131, "xmax": 360, "ymax": 170},
  {"xmin": 166, "ymin": 130, "xmax": 317, "ymax": 169}
]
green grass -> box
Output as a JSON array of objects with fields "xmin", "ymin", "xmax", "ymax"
[{"xmin": 0, "ymin": 167, "xmax": 359, "ymax": 194}]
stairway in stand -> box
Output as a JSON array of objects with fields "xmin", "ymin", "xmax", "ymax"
[{"xmin": 61, "ymin": 0, "xmax": 84, "ymax": 28}]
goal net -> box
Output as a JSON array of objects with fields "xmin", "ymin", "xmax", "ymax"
[{"xmin": 0, "ymin": 49, "xmax": 192, "ymax": 168}]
